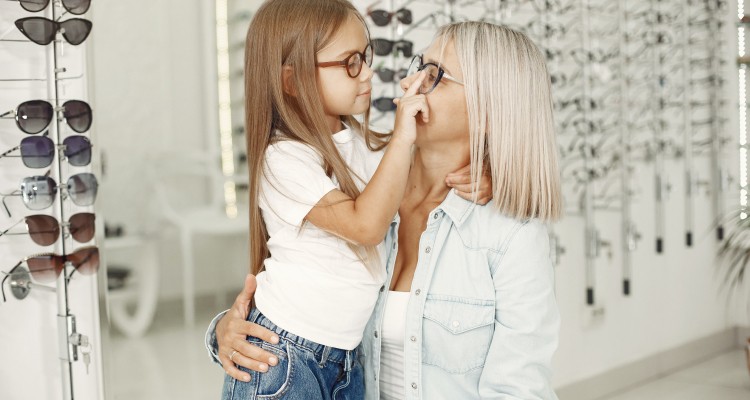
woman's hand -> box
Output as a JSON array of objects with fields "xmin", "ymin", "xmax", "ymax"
[
  {"xmin": 445, "ymin": 164, "xmax": 493, "ymax": 205},
  {"xmin": 391, "ymin": 70, "xmax": 429, "ymax": 146},
  {"xmin": 217, "ymin": 274, "xmax": 281, "ymax": 382}
]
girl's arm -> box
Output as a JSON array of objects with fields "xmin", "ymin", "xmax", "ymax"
[
  {"xmin": 478, "ymin": 220, "xmax": 560, "ymax": 399},
  {"xmin": 304, "ymin": 71, "xmax": 429, "ymax": 245}
]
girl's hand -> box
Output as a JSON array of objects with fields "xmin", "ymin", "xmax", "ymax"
[
  {"xmin": 446, "ymin": 164, "xmax": 493, "ymax": 205},
  {"xmin": 217, "ymin": 274, "xmax": 280, "ymax": 382},
  {"xmin": 391, "ymin": 70, "xmax": 429, "ymax": 146}
]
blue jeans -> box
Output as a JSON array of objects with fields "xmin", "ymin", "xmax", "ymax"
[{"xmin": 221, "ymin": 308, "xmax": 364, "ymax": 400}]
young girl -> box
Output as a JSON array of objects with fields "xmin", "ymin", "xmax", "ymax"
[{"xmin": 221, "ymin": 0, "xmax": 487, "ymax": 399}]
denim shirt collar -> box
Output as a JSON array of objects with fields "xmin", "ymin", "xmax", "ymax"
[
  {"xmin": 437, "ymin": 190, "xmax": 477, "ymax": 228},
  {"xmin": 391, "ymin": 190, "xmax": 477, "ymax": 228}
]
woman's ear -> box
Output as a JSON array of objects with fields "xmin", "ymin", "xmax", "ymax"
[{"xmin": 281, "ymin": 66, "xmax": 297, "ymax": 96}]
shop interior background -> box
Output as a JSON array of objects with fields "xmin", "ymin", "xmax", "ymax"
[{"xmin": 0, "ymin": 0, "xmax": 749, "ymax": 399}]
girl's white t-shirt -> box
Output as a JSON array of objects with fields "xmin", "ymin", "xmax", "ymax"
[{"xmin": 254, "ymin": 125, "xmax": 387, "ymax": 350}]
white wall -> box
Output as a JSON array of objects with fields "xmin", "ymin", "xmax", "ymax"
[
  {"xmin": 88, "ymin": 0, "xmax": 249, "ymax": 306},
  {"xmin": 0, "ymin": 3, "xmax": 103, "ymax": 399}
]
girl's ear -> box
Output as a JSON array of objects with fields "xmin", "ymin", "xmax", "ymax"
[{"xmin": 281, "ymin": 66, "xmax": 297, "ymax": 97}]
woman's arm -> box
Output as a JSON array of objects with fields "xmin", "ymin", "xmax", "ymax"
[
  {"xmin": 478, "ymin": 221, "xmax": 560, "ymax": 399},
  {"xmin": 204, "ymin": 275, "xmax": 282, "ymax": 382},
  {"xmin": 304, "ymin": 71, "xmax": 428, "ymax": 245}
]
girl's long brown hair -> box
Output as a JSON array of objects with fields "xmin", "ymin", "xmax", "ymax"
[{"xmin": 246, "ymin": 0, "xmax": 387, "ymax": 278}]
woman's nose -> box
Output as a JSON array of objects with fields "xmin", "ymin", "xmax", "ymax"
[{"xmin": 400, "ymin": 73, "xmax": 418, "ymax": 93}]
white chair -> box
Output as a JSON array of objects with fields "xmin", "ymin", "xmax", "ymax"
[{"xmin": 148, "ymin": 151, "xmax": 249, "ymax": 326}]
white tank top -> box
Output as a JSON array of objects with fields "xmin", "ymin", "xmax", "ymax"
[{"xmin": 379, "ymin": 291, "xmax": 410, "ymax": 400}]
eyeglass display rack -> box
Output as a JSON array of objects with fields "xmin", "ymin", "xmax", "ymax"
[
  {"xmin": 0, "ymin": 3, "xmax": 97, "ymax": 400},
  {"xmin": 221, "ymin": 0, "xmax": 734, "ymax": 310}
]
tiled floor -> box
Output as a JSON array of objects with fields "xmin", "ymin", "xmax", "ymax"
[
  {"xmin": 600, "ymin": 350, "xmax": 750, "ymax": 400},
  {"xmin": 107, "ymin": 304, "xmax": 750, "ymax": 400}
]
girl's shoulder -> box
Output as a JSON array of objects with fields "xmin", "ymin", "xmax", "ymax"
[{"xmin": 265, "ymin": 137, "xmax": 326, "ymax": 167}]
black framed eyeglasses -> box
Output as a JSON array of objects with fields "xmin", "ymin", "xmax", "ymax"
[
  {"xmin": 316, "ymin": 44, "xmax": 373, "ymax": 78},
  {"xmin": 406, "ymin": 54, "xmax": 464, "ymax": 95}
]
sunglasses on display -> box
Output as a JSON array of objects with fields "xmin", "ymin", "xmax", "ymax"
[
  {"xmin": 1, "ymin": 246, "xmax": 99, "ymax": 301},
  {"xmin": 3, "ymin": 0, "xmax": 91, "ymax": 14},
  {"xmin": 372, "ymin": 96, "xmax": 397, "ymax": 112},
  {"xmin": 316, "ymin": 44, "xmax": 373, "ymax": 78},
  {"xmin": 0, "ymin": 134, "xmax": 92, "ymax": 168},
  {"xmin": 0, "ymin": 100, "xmax": 92, "ymax": 134},
  {"xmin": 0, "ymin": 212, "xmax": 95, "ymax": 246},
  {"xmin": 1, "ymin": 171, "xmax": 98, "ymax": 217},
  {"xmin": 15, "ymin": 17, "xmax": 92, "ymax": 46},
  {"xmin": 367, "ymin": 8, "xmax": 413, "ymax": 26},
  {"xmin": 374, "ymin": 66, "xmax": 408, "ymax": 83},
  {"xmin": 406, "ymin": 54, "xmax": 464, "ymax": 95},
  {"xmin": 372, "ymin": 38, "xmax": 413, "ymax": 57}
]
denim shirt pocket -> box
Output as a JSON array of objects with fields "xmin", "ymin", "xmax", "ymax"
[{"xmin": 421, "ymin": 295, "xmax": 495, "ymax": 374}]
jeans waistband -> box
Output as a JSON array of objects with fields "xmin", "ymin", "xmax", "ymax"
[{"xmin": 248, "ymin": 308, "xmax": 358, "ymax": 371}]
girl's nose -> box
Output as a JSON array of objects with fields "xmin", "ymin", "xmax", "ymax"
[{"xmin": 360, "ymin": 61, "xmax": 374, "ymax": 82}]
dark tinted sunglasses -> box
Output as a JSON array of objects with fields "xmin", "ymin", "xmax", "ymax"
[
  {"xmin": 372, "ymin": 96, "xmax": 397, "ymax": 112},
  {"xmin": 368, "ymin": 8, "xmax": 412, "ymax": 26},
  {"xmin": 6, "ymin": 0, "xmax": 91, "ymax": 15},
  {"xmin": 0, "ymin": 212, "xmax": 95, "ymax": 246},
  {"xmin": 0, "ymin": 134, "xmax": 92, "ymax": 168},
  {"xmin": 15, "ymin": 17, "xmax": 93, "ymax": 46},
  {"xmin": 0, "ymin": 99, "xmax": 92, "ymax": 134},
  {"xmin": 316, "ymin": 44, "xmax": 373, "ymax": 78},
  {"xmin": 1, "ymin": 172, "xmax": 98, "ymax": 217},
  {"xmin": 1, "ymin": 246, "xmax": 99, "ymax": 301},
  {"xmin": 374, "ymin": 67, "xmax": 408, "ymax": 83},
  {"xmin": 372, "ymin": 38, "xmax": 413, "ymax": 57}
]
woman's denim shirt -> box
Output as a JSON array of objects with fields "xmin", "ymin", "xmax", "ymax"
[
  {"xmin": 206, "ymin": 191, "xmax": 559, "ymax": 399},
  {"xmin": 360, "ymin": 191, "xmax": 559, "ymax": 400}
]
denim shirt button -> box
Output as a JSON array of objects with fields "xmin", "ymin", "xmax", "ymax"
[
  {"xmin": 410, "ymin": 336, "xmax": 416, "ymax": 342},
  {"xmin": 380, "ymin": 285, "xmax": 385, "ymax": 292},
  {"xmin": 433, "ymin": 213, "xmax": 439, "ymax": 219},
  {"xmin": 452, "ymin": 320, "xmax": 460, "ymax": 328},
  {"xmin": 414, "ymin": 289, "xmax": 420, "ymax": 296},
  {"xmin": 425, "ymin": 246, "xmax": 431, "ymax": 254},
  {"xmin": 374, "ymin": 330, "xmax": 378, "ymax": 338},
  {"xmin": 411, "ymin": 382, "xmax": 418, "ymax": 389}
]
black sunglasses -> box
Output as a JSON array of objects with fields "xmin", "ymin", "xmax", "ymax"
[
  {"xmin": 15, "ymin": 17, "xmax": 93, "ymax": 46},
  {"xmin": 4, "ymin": 0, "xmax": 91, "ymax": 15},
  {"xmin": 0, "ymin": 134, "xmax": 92, "ymax": 168},
  {"xmin": 372, "ymin": 38, "xmax": 413, "ymax": 57},
  {"xmin": 367, "ymin": 8, "xmax": 412, "ymax": 26},
  {"xmin": 372, "ymin": 96, "xmax": 397, "ymax": 112},
  {"xmin": 374, "ymin": 67, "xmax": 408, "ymax": 83},
  {"xmin": 1, "ymin": 171, "xmax": 98, "ymax": 217},
  {"xmin": 316, "ymin": 44, "xmax": 373, "ymax": 78},
  {"xmin": 0, "ymin": 99, "xmax": 92, "ymax": 134}
]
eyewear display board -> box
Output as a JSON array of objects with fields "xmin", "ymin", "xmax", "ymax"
[{"xmin": 0, "ymin": 1, "xmax": 103, "ymax": 399}]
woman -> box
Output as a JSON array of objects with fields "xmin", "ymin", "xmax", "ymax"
[{"xmin": 207, "ymin": 21, "xmax": 561, "ymax": 399}]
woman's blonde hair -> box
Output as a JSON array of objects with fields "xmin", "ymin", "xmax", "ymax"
[
  {"xmin": 436, "ymin": 21, "xmax": 562, "ymax": 222},
  {"xmin": 245, "ymin": 0, "xmax": 385, "ymax": 277}
]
